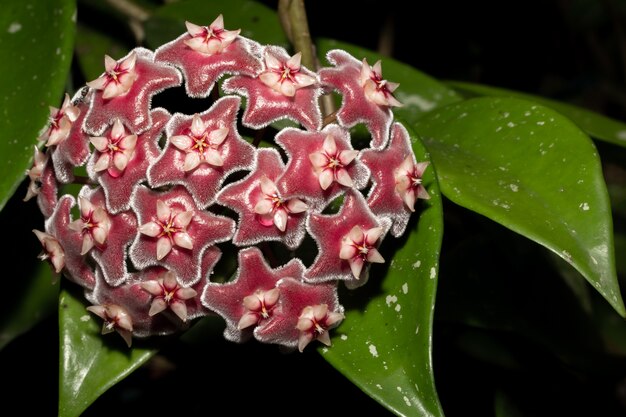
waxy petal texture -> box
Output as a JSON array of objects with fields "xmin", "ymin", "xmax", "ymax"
[
  {"xmin": 202, "ymin": 247, "xmax": 306, "ymax": 342},
  {"xmin": 305, "ymin": 190, "xmax": 390, "ymax": 287},
  {"xmin": 222, "ymin": 45, "xmax": 322, "ymax": 131},
  {"xmin": 148, "ymin": 96, "xmax": 255, "ymax": 208},
  {"xmin": 84, "ymin": 48, "xmax": 182, "ymax": 136},
  {"xmin": 275, "ymin": 124, "xmax": 369, "ymax": 211},
  {"xmin": 216, "ymin": 148, "xmax": 308, "ymax": 249},
  {"xmin": 319, "ymin": 49, "xmax": 396, "ymax": 149},
  {"xmin": 129, "ymin": 186, "xmax": 235, "ymax": 286},
  {"xmin": 361, "ymin": 122, "xmax": 430, "ymax": 237}
]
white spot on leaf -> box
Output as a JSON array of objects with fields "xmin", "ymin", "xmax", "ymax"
[
  {"xmin": 579, "ymin": 202, "xmax": 590, "ymax": 211},
  {"xmin": 7, "ymin": 22, "xmax": 22, "ymax": 33},
  {"xmin": 402, "ymin": 283, "xmax": 408, "ymax": 294},
  {"xmin": 80, "ymin": 315, "xmax": 91, "ymax": 322},
  {"xmin": 385, "ymin": 295, "xmax": 398, "ymax": 306},
  {"xmin": 430, "ymin": 267, "xmax": 436, "ymax": 279},
  {"xmin": 368, "ymin": 344, "xmax": 379, "ymax": 358}
]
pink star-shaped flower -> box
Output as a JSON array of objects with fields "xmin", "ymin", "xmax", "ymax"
[
  {"xmin": 319, "ymin": 49, "xmax": 402, "ymax": 149},
  {"xmin": 216, "ymin": 148, "xmax": 308, "ymax": 250},
  {"xmin": 140, "ymin": 270, "xmax": 197, "ymax": 322},
  {"xmin": 88, "ymin": 118, "xmax": 138, "ymax": 177},
  {"xmin": 129, "ymin": 185, "xmax": 235, "ymax": 286},
  {"xmin": 274, "ymin": 124, "xmax": 369, "ymax": 211},
  {"xmin": 201, "ymin": 246, "xmax": 306, "ymax": 342},
  {"xmin": 360, "ymin": 122, "xmax": 430, "ymax": 237},
  {"xmin": 44, "ymin": 195, "xmax": 96, "ymax": 289},
  {"xmin": 40, "ymin": 93, "xmax": 81, "ymax": 147},
  {"xmin": 154, "ymin": 15, "xmax": 263, "ymax": 98},
  {"xmin": 254, "ymin": 278, "xmax": 343, "ymax": 351},
  {"xmin": 84, "ymin": 48, "xmax": 182, "ymax": 136},
  {"xmin": 305, "ymin": 189, "xmax": 390, "ymax": 287},
  {"xmin": 148, "ymin": 96, "xmax": 255, "ymax": 209},
  {"xmin": 24, "ymin": 147, "xmax": 58, "ymax": 218},
  {"xmin": 32, "ymin": 229, "xmax": 64, "ymax": 274},
  {"xmin": 49, "ymin": 91, "xmax": 92, "ymax": 184},
  {"xmin": 89, "ymin": 108, "xmax": 169, "ymax": 214},
  {"xmin": 72, "ymin": 186, "xmax": 138, "ymax": 286},
  {"xmin": 86, "ymin": 303, "xmax": 134, "ymax": 347},
  {"xmin": 68, "ymin": 194, "xmax": 112, "ymax": 256},
  {"xmin": 222, "ymin": 45, "xmax": 322, "ymax": 131}
]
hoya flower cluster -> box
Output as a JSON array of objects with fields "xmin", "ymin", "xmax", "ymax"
[{"xmin": 28, "ymin": 15, "xmax": 429, "ymax": 351}]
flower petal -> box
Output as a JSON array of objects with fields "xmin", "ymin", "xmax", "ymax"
[
  {"xmin": 156, "ymin": 237, "xmax": 173, "ymax": 260},
  {"xmin": 175, "ymin": 211, "xmax": 194, "ymax": 228},
  {"xmin": 204, "ymin": 149, "xmax": 224, "ymax": 167},
  {"xmin": 318, "ymin": 169, "xmax": 334, "ymax": 190},
  {"xmin": 191, "ymin": 114, "xmax": 206, "ymax": 137},
  {"xmin": 335, "ymin": 169, "xmax": 354, "ymax": 187},
  {"xmin": 90, "ymin": 136, "xmax": 109, "ymax": 152},
  {"xmin": 366, "ymin": 248, "xmax": 385, "ymax": 264},
  {"xmin": 273, "ymin": 209, "xmax": 287, "ymax": 232},
  {"xmin": 170, "ymin": 134, "xmax": 193, "ymax": 151},
  {"xmin": 170, "ymin": 300, "xmax": 189, "ymax": 322},
  {"xmin": 138, "ymin": 221, "xmax": 161, "ymax": 237},
  {"xmin": 185, "ymin": 20, "xmax": 204, "ymax": 36},
  {"xmin": 93, "ymin": 153, "xmax": 111, "ymax": 172},
  {"xmin": 339, "ymin": 243, "xmax": 357, "ymax": 260},
  {"xmin": 348, "ymin": 257, "xmax": 364, "ymax": 279},
  {"xmin": 237, "ymin": 312, "xmax": 259, "ymax": 329},
  {"xmin": 156, "ymin": 200, "xmax": 170, "ymax": 222},
  {"xmin": 149, "ymin": 298, "xmax": 168, "ymax": 316},
  {"xmin": 173, "ymin": 232, "xmax": 193, "ymax": 250},
  {"xmin": 365, "ymin": 226, "xmax": 384, "ymax": 245},
  {"xmin": 287, "ymin": 198, "xmax": 308, "ymax": 213},
  {"xmin": 80, "ymin": 234, "xmax": 94, "ymax": 255},
  {"xmin": 254, "ymin": 198, "xmax": 273, "ymax": 215},
  {"xmin": 183, "ymin": 152, "xmax": 201, "ymax": 171},
  {"xmin": 140, "ymin": 280, "xmax": 163, "ymax": 296}
]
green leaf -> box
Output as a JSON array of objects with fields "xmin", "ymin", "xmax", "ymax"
[
  {"xmin": 321, "ymin": 122, "xmax": 444, "ymax": 417},
  {"xmin": 316, "ymin": 38, "xmax": 463, "ymax": 126},
  {"xmin": 447, "ymin": 81, "xmax": 626, "ymax": 147},
  {"xmin": 0, "ymin": 0, "xmax": 76, "ymax": 211},
  {"xmin": 58, "ymin": 289, "xmax": 156, "ymax": 417},
  {"xmin": 414, "ymin": 97, "xmax": 625, "ymax": 317},
  {"xmin": 0, "ymin": 264, "xmax": 58, "ymax": 350},
  {"xmin": 144, "ymin": 0, "xmax": 289, "ymax": 50}
]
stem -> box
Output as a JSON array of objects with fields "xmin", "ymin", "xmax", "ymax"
[
  {"xmin": 322, "ymin": 110, "xmax": 338, "ymax": 127},
  {"xmin": 278, "ymin": 0, "xmax": 315, "ymax": 70},
  {"xmin": 278, "ymin": 0, "xmax": 335, "ymax": 116}
]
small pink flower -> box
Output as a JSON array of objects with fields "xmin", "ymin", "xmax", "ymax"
[
  {"xmin": 33, "ymin": 229, "xmax": 65, "ymax": 273},
  {"xmin": 309, "ymin": 134, "xmax": 359, "ymax": 190},
  {"xmin": 138, "ymin": 199, "xmax": 194, "ymax": 261},
  {"xmin": 319, "ymin": 49, "xmax": 399, "ymax": 149},
  {"xmin": 154, "ymin": 18, "xmax": 262, "ymax": 99},
  {"xmin": 223, "ymin": 45, "xmax": 322, "ymax": 130},
  {"xmin": 360, "ymin": 58, "xmax": 402, "ymax": 107},
  {"xmin": 259, "ymin": 51, "xmax": 316, "ymax": 97},
  {"xmin": 130, "ymin": 186, "xmax": 235, "ymax": 286},
  {"xmin": 305, "ymin": 190, "xmax": 390, "ymax": 286},
  {"xmin": 216, "ymin": 148, "xmax": 308, "ymax": 250},
  {"xmin": 238, "ymin": 288, "xmax": 280, "ymax": 330},
  {"xmin": 40, "ymin": 93, "xmax": 81, "ymax": 146},
  {"xmin": 169, "ymin": 114, "xmax": 229, "ymax": 171},
  {"xmin": 86, "ymin": 52, "xmax": 138, "ymax": 100},
  {"xmin": 395, "ymin": 157, "xmax": 430, "ymax": 211},
  {"xmin": 254, "ymin": 176, "xmax": 307, "ymax": 232},
  {"xmin": 275, "ymin": 125, "xmax": 369, "ymax": 211},
  {"xmin": 296, "ymin": 304, "xmax": 344, "ymax": 352},
  {"xmin": 202, "ymin": 247, "xmax": 305, "ymax": 342},
  {"xmin": 45, "ymin": 196, "xmax": 97, "ymax": 289},
  {"xmin": 148, "ymin": 96, "xmax": 255, "ymax": 208},
  {"xmin": 91, "ymin": 108, "xmax": 169, "ymax": 214},
  {"xmin": 90, "ymin": 119, "xmax": 138, "ymax": 178},
  {"xmin": 24, "ymin": 146, "xmax": 49, "ymax": 202},
  {"xmin": 24, "ymin": 147, "xmax": 58, "ymax": 218},
  {"xmin": 339, "ymin": 225, "xmax": 385, "ymax": 279},
  {"xmin": 361, "ymin": 123, "xmax": 430, "ymax": 237},
  {"xmin": 183, "ymin": 15, "xmax": 240, "ymax": 55},
  {"xmin": 254, "ymin": 278, "xmax": 343, "ymax": 350},
  {"xmin": 50, "ymin": 90, "xmax": 92, "ymax": 184},
  {"xmin": 84, "ymin": 48, "xmax": 182, "ymax": 135},
  {"xmin": 86, "ymin": 304, "xmax": 134, "ymax": 347},
  {"xmin": 68, "ymin": 196, "xmax": 111, "ymax": 255},
  {"xmin": 72, "ymin": 186, "xmax": 138, "ymax": 287},
  {"xmin": 141, "ymin": 271, "xmax": 197, "ymax": 322}
]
